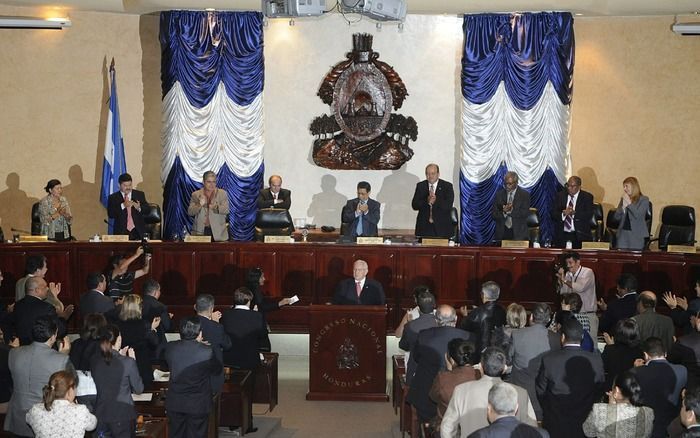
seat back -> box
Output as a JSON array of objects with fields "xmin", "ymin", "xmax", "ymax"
[
  {"xmin": 590, "ymin": 203, "xmax": 604, "ymax": 242},
  {"xmin": 604, "ymin": 209, "xmax": 620, "ymax": 246},
  {"xmin": 658, "ymin": 205, "xmax": 696, "ymax": 250},
  {"xmin": 255, "ymin": 208, "xmax": 293, "ymax": 241},
  {"xmin": 31, "ymin": 202, "xmax": 41, "ymax": 235},
  {"xmin": 142, "ymin": 203, "xmax": 162, "ymax": 240},
  {"xmin": 526, "ymin": 207, "xmax": 540, "ymax": 244},
  {"xmin": 450, "ymin": 207, "xmax": 459, "ymax": 241}
]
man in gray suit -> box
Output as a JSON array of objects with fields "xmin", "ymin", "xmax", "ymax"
[
  {"xmin": 4, "ymin": 315, "xmax": 72, "ymax": 436},
  {"xmin": 398, "ymin": 288, "xmax": 437, "ymax": 353}
]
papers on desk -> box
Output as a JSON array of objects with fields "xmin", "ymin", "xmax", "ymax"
[
  {"xmin": 289, "ymin": 295, "xmax": 299, "ymax": 304},
  {"xmin": 132, "ymin": 393, "xmax": 153, "ymax": 402},
  {"xmin": 153, "ymin": 369, "xmax": 170, "ymax": 382}
]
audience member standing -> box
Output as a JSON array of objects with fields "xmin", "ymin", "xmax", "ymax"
[
  {"xmin": 399, "ymin": 289, "xmax": 438, "ymax": 353},
  {"xmin": 680, "ymin": 385, "xmax": 700, "ymax": 438},
  {"xmin": 557, "ymin": 251, "xmax": 598, "ymax": 339},
  {"xmin": 601, "ymin": 319, "xmax": 644, "ymax": 392},
  {"xmin": 112, "ymin": 294, "xmax": 160, "ymax": 388},
  {"xmin": 467, "ymin": 383, "xmax": 549, "ymax": 438},
  {"xmin": 11, "ymin": 277, "xmax": 63, "ymax": 346},
  {"xmin": 69, "ymin": 313, "xmax": 107, "ymax": 411},
  {"xmin": 245, "ymin": 267, "xmax": 291, "ymax": 351},
  {"xmin": 141, "ymin": 279, "xmax": 172, "ymax": 359},
  {"xmin": 429, "ymin": 339, "xmax": 479, "ymax": 429},
  {"xmin": 598, "ymin": 273, "xmax": 639, "ymax": 335},
  {"xmin": 669, "ymin": 314, "xmax": 700, "ymax": 387},
  {"xmin": 195, "ymin": 294, "xmax": 231, "ymax": 393},
  {"xmin": 459, "ymin": 281, "xmax": 506, "ymax": 357},
  {"xmin": 79, "ymin": 272, "xmax": 115, "ymax": 316},
  {"xmin": 165, "ymin": 317, "xmax": 222, "ymax": 438},
  {"xmin": 25, "ymin": 370, "xmax": 97, "ymax": 437},
  {"xmin": 633, "ymin": 291, "xmax": 675, "ymax": 353},
  {"xmin": 106, "ymin": 247, "xmax": 151, "ymax": 299}
]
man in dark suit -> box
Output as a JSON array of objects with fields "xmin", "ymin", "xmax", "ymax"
[
  {"xmin": 536, "ymin": 318, "xmax": 605, "ymax": 438},
  {"xmin": 221, "ymin": 287, "xmax": 267, "ymax": 433},
  {"xmin": 459, "ymin": 281, "xmax": 507, "ymax": 358},
  {"xmin": 598, "ymin": 273, "xmax": 639, "ymax": 334},
  {"xmin": 492, "ymin": 171, "xmax": 531, "ymax": 241},
  {"xmin": 332, "ymin": 259, "xmax": 385, "ymax": 305},
  {"xmin": 10, "ymin": 276, "xmax": 62, "ymax": 345},
  {"xmin": 467, "ymin": 383, "xmax": 549, "ymax": 438},
  {"xmin": 195, "ymin": 293, "xmax": 231, "ymax": 393},
  {"xmin": 80, "ymin": 272, "xmax": 115, "ymax": 316},
  {"xmin": 407, "ymin": 305, "xmax": 473, "ymax": 422},
  {"xmin": 256, "ymin": 174, "xmax": 291, "ymax": 210},
  {"xmin": 165, "ymin": 316, "xmax": 222, "ymax": 438},
  {"xmin": 398, "ymin": 289, "xmax": 437, "ymax": 352},
  {"xmin": 509, "ymin": 303, "xmax": 560, "ymax": 421},
  {"xmin": 633, "ymin": 337, "xmax": 688, "ymax": 438},
  {"xmin": 551, "ymin": 176, "xmax": 594, "ymax": 249},
  {"xmin": 107, "ymin": 172, "xmax": 150, "ymax": 239},
  {"xmin": 141, "ymin": 279, "xmax": 172, "ymax": 359},
  {"xmin": 411, "ymin": 163, "xmax": 455, "ymax": 238},
  {"xmin": 634, "ymin": 291, "xmax": 675, "ymax": 353},
  {"xmin": 341, "ymin": 181, "xmax": 380, "ymax": 238},
  {"xmin": 680, "ymin": 385, "xmax": 700, "ymax": 438}
]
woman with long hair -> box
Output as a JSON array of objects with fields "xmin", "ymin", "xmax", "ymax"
[
  {"xmin": 245, "ymin": 267, "xmax": 291, "ymax": 351},
  {"xmin": 91, "ymin": 324, "xmax": 144, "ymax": 438},
  {"xmin": 601, "ymin": 318, "xmax": 644, "ymax": 391},
  {"xmin": 25, "ymin": 370, "xmax": 97, "ymax": 437},
  {"xmin": 583, "ymin": 370, "xmax": 654, "ymax": 437},
  {"xmin": 113, "ymin": 294, "xmax": 160, "ymax": 387},
  {"xmin": 37, "ymin": 179, "xmax": 72, "ymax": 241},
  {"xmin": 69, "ymin": 313, "xmax": 107, "ymax": 411},
  {"xmin": 613, "ymin": 177, "xmax": 650, "ymax": 251}
]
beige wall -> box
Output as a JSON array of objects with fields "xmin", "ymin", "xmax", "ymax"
[{"xmin": 0, "ymin": 8, "xmax": 698, "ymax": 239}]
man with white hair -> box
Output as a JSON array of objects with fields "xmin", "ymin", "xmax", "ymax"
[
  {"xmin": 467, "ymin": 383, "xmax": 549, "ymax": 438},
  {"xmin": 459, "ymin": 281, "xmax": 506, "ymax": 356},
  {"xmin": 492, "ymin": 171, "xmax": 530, "ymax": 241}
]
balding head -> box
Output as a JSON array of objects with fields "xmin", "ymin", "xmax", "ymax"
[
  {"xmin": 352, "ymin": 259, "xmax": 369, "ymax": 282},
  {"xmin": 26, "ymin": 276, "xmax": 48, "ymax": 299},
  {"xmin": 269, "ymin": 175, "xmax": 283, "ymax": 193},
  {"xmin": 436, "ymin": 305, "xmax": 457, "ymax": 327},
  {"xmin": 638, "ymin": 290, "xmax": 657, "ymax": 312}
]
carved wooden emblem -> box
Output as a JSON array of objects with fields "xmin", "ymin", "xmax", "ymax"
[{"xmin": 311, "ymin": 33, "xmax": 417, "ymax": 170}]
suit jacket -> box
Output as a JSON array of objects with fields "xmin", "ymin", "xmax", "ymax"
[
  {"xmin": 670, "ymin": 332, "xmax": 700, "ymax": 387},
  {"xmin": 341, "ymin": 197, "xmax": 380, "ymax": 238},
  {"xmin": 492, "ymin": 187, "xmax": 531, "ymax": 241},
  {"xmin": 197, "ymin": 315, "xmax": 231, "ymax": 393},
  {"xmin": 459, "ymin": 301, "xmax": 507, "ymax": 355},
  {"xmin": 221, "ymin": 307, "xmax": 267, "ymax": 370},
  {"xmin": 411, "ymin": 179, "xmax": 455, "ymax": 238},
  {"xmin": 399, "ymin": 312, "xmax": 438, "ymax": 352},
  {"xmin": 536, "ymin": 345, "xmax": 605, "ymax": 438},
  {"xmin": 107, "ymin": 189, "xmax": 149, "ymax": 237},
  {"xmin": 429, "ymin": 365, "xmax": 480, "ymax": 422},
  {"xmin": 601, "ymin": 343, "xmax": 643, "ymax": 393},
  {"xmin": 165, "ymin": 339, "xmax": 222, "ymax": 415},
  {"xmin": 407, "ymin": 326, "xmax": 473, "ymax": 421},
  {"xmin": 614, "ymin": 195, "xmax": 650, "ymax": 250},
  {"xmin": 142, "ymin": 294, "xmax": 171, "ymax": 359},
  {"xmin": 4, "ymin": 342, "xmax": 72, "ymax": 436},
  {"xmin": 187, "ymin": 188, "xmax": 230, "ymax": 242},
  {"xmin": 441, "ymin": 375, "xmax": 538, "ymax": 438},
  {"xmin": 114, "ymin": 318, "xmax": 159, "ymax": 387},
  {"xmin": 332, "ymin": 278, "xmax": 385, "ymax": 305},
  {"xmin": 598, "ymin": 292, "xmax": 638, "ymax": 334},
  {"xmin": 11, "ymin": 294, "xmax": 58, "ymax": 346},
  {"xmin": 509, "ymin": 323, "xmax": 561, "ymax": 420},
  {"xmin": 632, "ymin": 359, "xmax": 688, "ymax": 438},
  {"xmin": 551, "ymin": 189, "xmax": 594, "ymax": 245},
  {"xmin": 91, "ymin": 353, "xmax": 143, "ymax": 423},
  {"xmin": 80, "ymin": 289, "xmax": 115, "ymax": 316},
  {"xmin": 633, "ymin": 310, "xmax": 675, "ymax": 353},
  {"xmin": 467, "ymin": 415, "xmax": 549, "ymax": 438},
  {"xmin": 257, "ymin": 187, "xmax": 291, "ymax": 210}
]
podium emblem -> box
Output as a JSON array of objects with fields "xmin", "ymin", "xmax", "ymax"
[{"xmin": 336, "ymin": 337, "xmax": 360, "ymax": 370}]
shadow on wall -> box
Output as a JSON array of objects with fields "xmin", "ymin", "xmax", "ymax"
[
  {"xmin": 63, "ymin": 165, "xmax": 106, "ymax": 239},
  {"xmin": 375, "ymin": 167, "xmax": 421, "ymax": 230},
  {"xmin": 307, "ymin": 174, "xmax": 348, "ymax": 228},
  {"xmin": 0, "ymin": 173, "xmax": 39, "ymax": 236}
]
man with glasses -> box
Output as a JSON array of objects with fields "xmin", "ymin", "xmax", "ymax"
[
  {"xmin": 491, "ymin": 171, "xmax": 530, "ymax": 242},
  {"xmin": 551, "ymin": 175, "xmax": 594, "ymax": 249}
]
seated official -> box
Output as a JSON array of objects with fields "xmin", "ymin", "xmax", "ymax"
[
  {"xmin": 257, "ymin": 174, "xmax": 291, "ymax": 210},
  {"xmin": 38, "ymin": 179, "xmax": 72, "ymax": 241},
  {"xmin": 341, "ymin": 181, "xmax": 380, "ymax": 238},
  {"xmin": 551, "ymin": 176, "xmax": 594, "ymax": 249},
  {"xmin": 107, "ymin": 172, "xmax": 150, "ymax": 240},
  {"xmin": 332, "ymin": 259, "xmax": 385, "ymax": 305},
  {"xmin": 187, "ymin": 170, "xmax": 230, "ymax": 242},
  {"xmin": 491, "ymin": 171, "xmax": 530, "ymax": 241}
]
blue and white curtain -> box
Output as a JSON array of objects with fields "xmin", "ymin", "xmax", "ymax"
[
  {"xmin": 160, "ymin": 11, "xmax": 265, "ymax": 241},
  {"xmin": 459, "ymin": 12, "xmax": 574, "ymax": 244}
]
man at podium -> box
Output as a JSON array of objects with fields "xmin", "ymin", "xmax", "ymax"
[{"xmin": 332, "ymin": 260, "xmax": 385, "ymax": 305}]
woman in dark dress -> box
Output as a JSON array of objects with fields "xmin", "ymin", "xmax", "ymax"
[
  {"xmin": 69, "ymin": 313, "xmax": 107, "ymax": 412},
  {"xmin": 112, "ymin": 294, "xmax": 160, "ymax": 388},
  {"xmin": 601, "ymin": 318, "xmax": 644, "ymax": 392},
  {"xmin": 245, "ymin": 268, "xmax": 291, "ymax": 351}
]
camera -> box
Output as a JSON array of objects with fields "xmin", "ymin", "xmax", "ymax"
[{"xmin": 141, "ymin": 236, "xmax": 153, "ymax": 256}]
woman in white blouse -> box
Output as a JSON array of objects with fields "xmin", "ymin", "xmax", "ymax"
[{"xmin": 26, "ymin": 370, "xmax": 97, "ymax": 438}]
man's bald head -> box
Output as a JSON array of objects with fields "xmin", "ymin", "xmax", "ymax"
[
  {"xmin": 436, "ymin": 305, "xmax": 457, "ymax": 327},
  {"xmin": 26, "ymin": 276, "xmax": 48, "ymax": 299},
  {"xmin": 638, "ymin": 290, "xmax": 657, "ymax": 311}
]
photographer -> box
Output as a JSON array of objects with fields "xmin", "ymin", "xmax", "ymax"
[
  {"xmin": 557, "ymin": 251, "xmax": 598, "ymax": 340},
  {"xmin": 105, "ymin": 246, "xmax": 151, "ymax": 299}
]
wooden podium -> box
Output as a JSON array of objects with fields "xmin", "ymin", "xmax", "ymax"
[{"xmin": 307, "ymin": 305, "xmax": 389, "ymax": 401}]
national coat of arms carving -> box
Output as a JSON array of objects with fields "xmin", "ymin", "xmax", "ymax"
[{"xmin": 311, "ymin": 33, "xmax": 417, "ymax": 170}]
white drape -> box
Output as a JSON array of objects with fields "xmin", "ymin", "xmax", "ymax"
[
  {"xmin": 460, "ymin": 81, "xmax": 570, "ymax": 187},
  {"xmin": 161, "ymin": 81, "xmax": 265, "ymax": 183}
]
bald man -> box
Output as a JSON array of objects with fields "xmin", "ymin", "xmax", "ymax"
[
  {"xmin": 633, "ymin": 291, "xmax": 675, "ymax": 352},
  {"xmin": 257, "ymin": 175, "xmax": 291, "ymax": 210},
  {"xmin": 332, "ymin": 260, "xmax": 385, "ymax": 305},
  {"xmin": 411, "ymin": 163, "xmax": 455, "ymax": 238}
]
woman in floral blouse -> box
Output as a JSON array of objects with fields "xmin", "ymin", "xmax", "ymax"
[{"xmin": 38, "ymin": 179, "xmax": 72, "ymax": 241}]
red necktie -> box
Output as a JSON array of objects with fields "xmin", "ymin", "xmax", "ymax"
[{"xmin": 126, "ymin": 193, "xmax": 135, "ymax": 231}]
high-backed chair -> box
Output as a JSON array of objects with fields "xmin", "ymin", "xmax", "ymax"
[
  {"xmin": 590, "ymin": 203, "xmax": 604, "ymax": 242},
  {"xmin": 255, "ymin": 208, "xmax": 293, "ymax": 241},
  {"xmin": 526, "ymin": 207, "xmax": 540, "ymax": 244},
  {"xmin": 142, "ymin": 203, "xmax": 162, "ymax": 240},
  {"xmin": 450, "ymin": 207, "xmax": 459, "ymax": 241},
  {"xmin": 650, "ymin": 205, "xmax": 696, "ymax": 250},
  {"xmin": 31, "ymin": 202, "xmax": 41, "ymax": 235},
  {"xmin": 605, "ymin": 202, "xmax": 654, "ymax": 248}
]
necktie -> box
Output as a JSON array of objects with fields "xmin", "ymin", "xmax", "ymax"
[
  {"xmin": 505, "ymin": 191, "xmax": 514, "ymax": 229},
  {"xmin": 126, "ymin": 193, "xmax": 135, "ymax": 232},
  {"xmin": 356, "ymin": 202, "xmax": 364, "ymax": 236},
  {"xmin": 273, "ymin": 192, "xmax": 278, "ymax": 201},
  {"xmin": 429, "ymin": 184, "xmax": 435, "ymax": 224},
  {"xmin": 565, "ymin": 196, "xmax": 574, "ymax": 231},
  {"xmin": 356, "ymin": 281, "xmax": 362, "ymax": 298}
]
